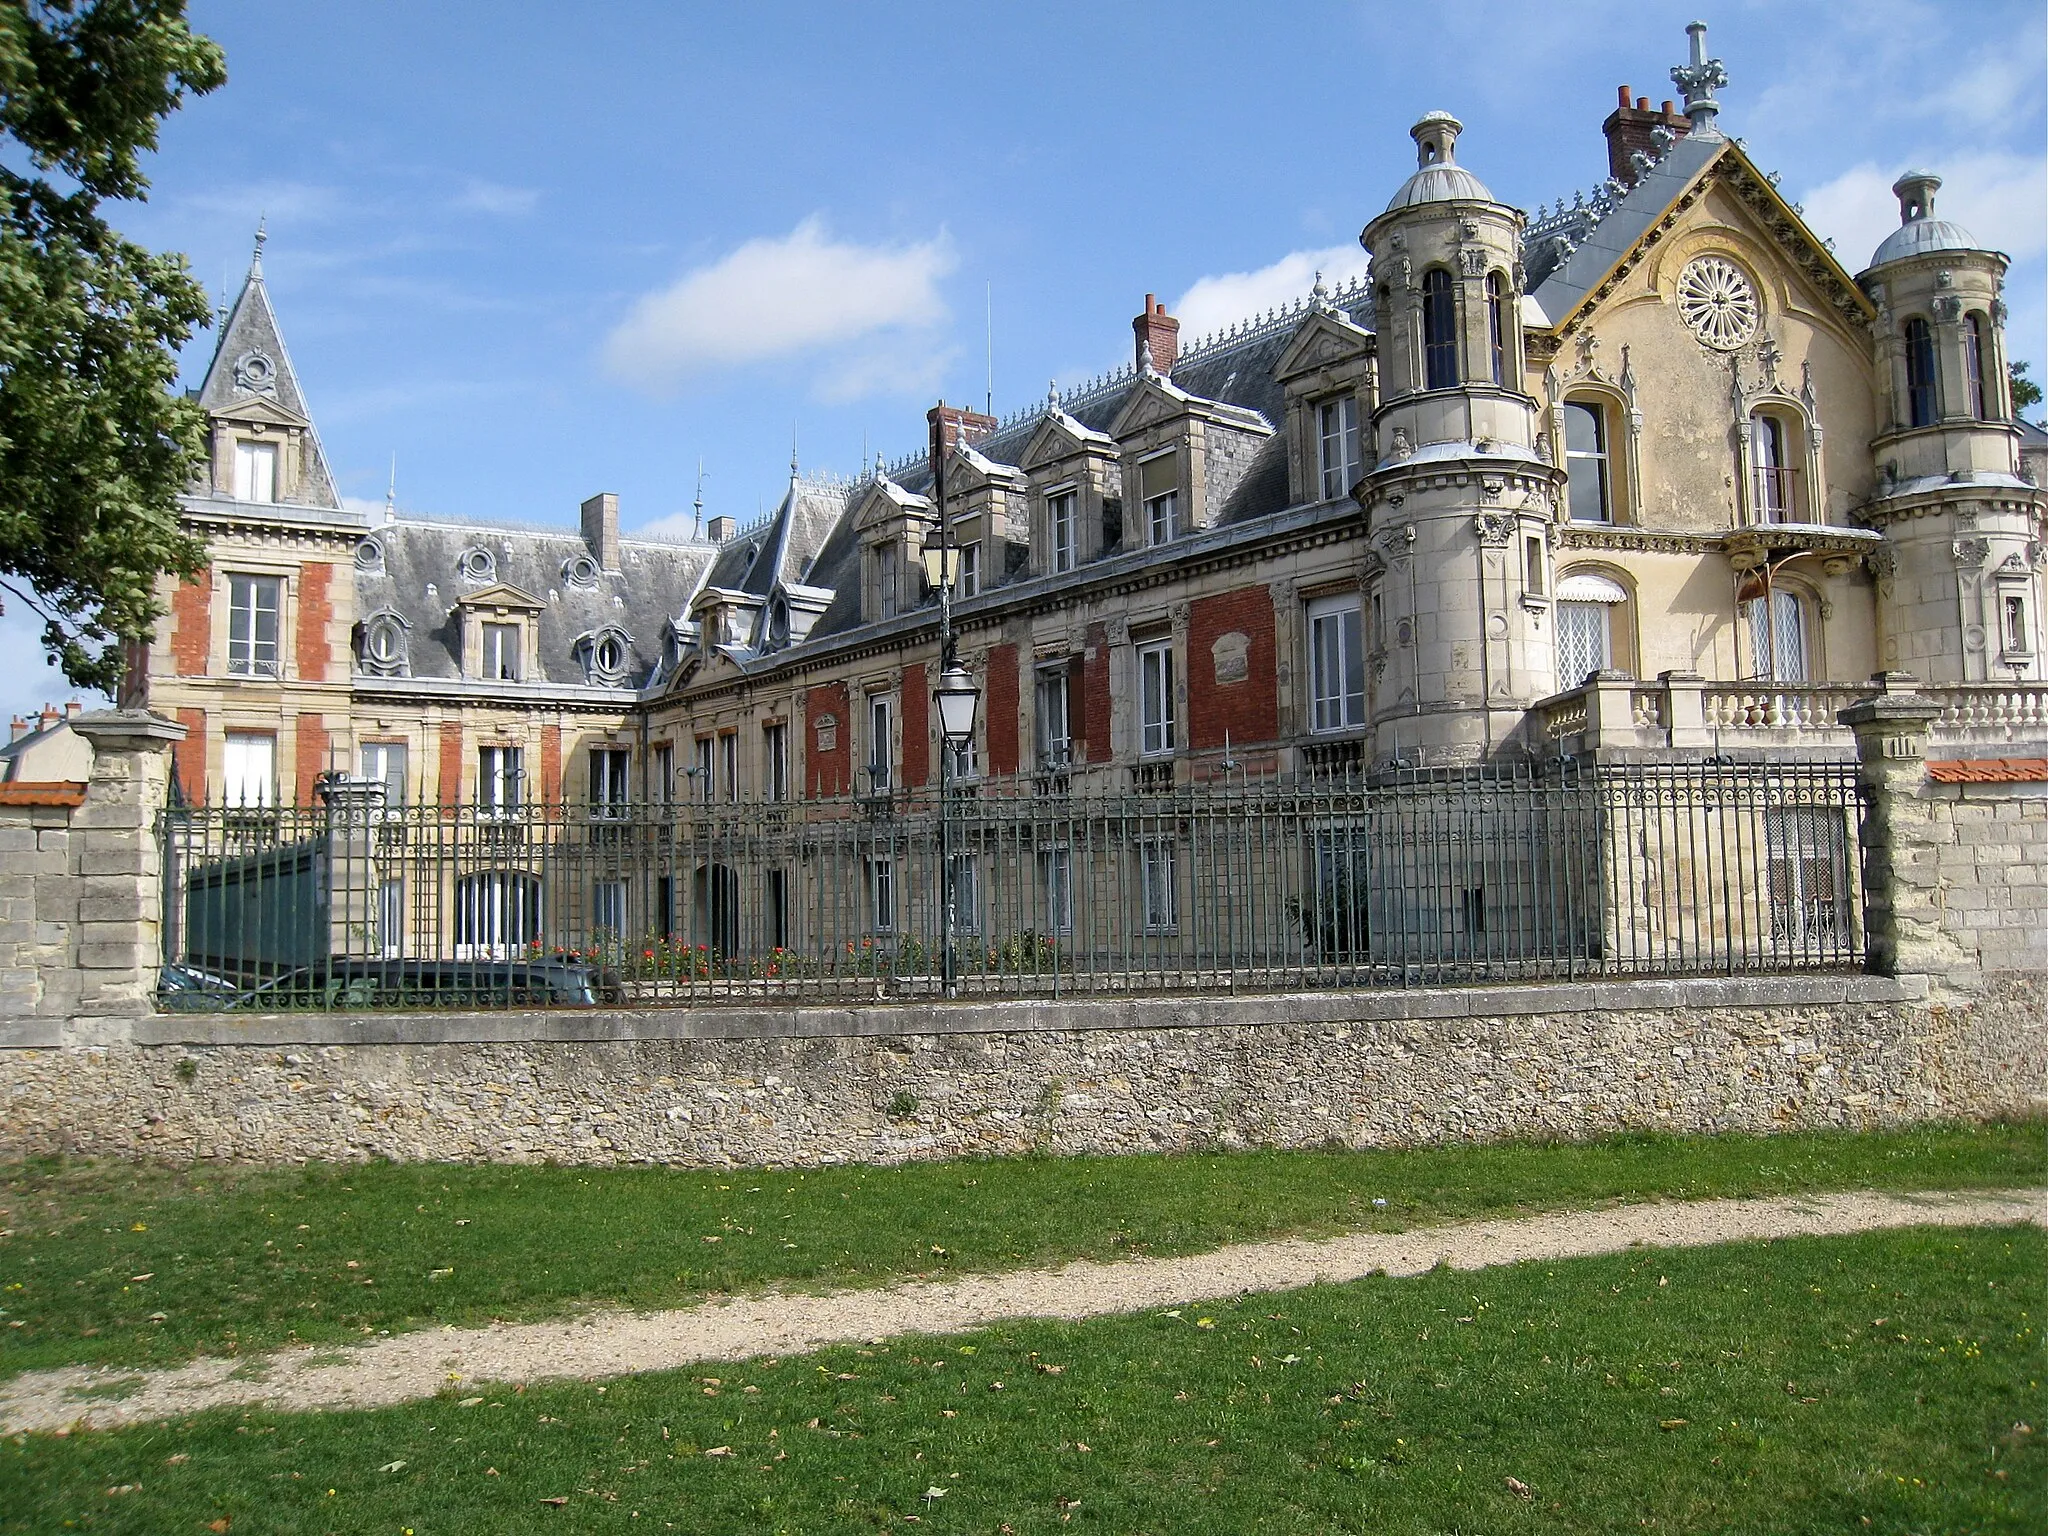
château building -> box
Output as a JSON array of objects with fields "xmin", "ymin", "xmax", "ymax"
[{"xmin": 142, "ymin": 22, "xmax": 2047, "ymax": 840}]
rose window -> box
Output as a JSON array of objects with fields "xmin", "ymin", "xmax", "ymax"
[{"xmin": 1676, "ymin": 256, "xmax": 1759, "ymax": 351}]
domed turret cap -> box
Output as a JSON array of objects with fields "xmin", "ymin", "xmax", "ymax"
[
  {"xmin": 1869, "ymin": 171, "xmax": 1981, "ymax": 267},
  {"xmin": 1383, "ymin": 111, "xmax": 1495, "ymax": 211}
]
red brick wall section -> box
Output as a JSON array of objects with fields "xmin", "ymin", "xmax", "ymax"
[
  {"xmin": 294, "ymin": 561, "xmax": 332, "ymax": 682},
  {"xmin": 805, "ymin": 681, "xmax": 851, "ymax": 798},
  {"xmin": 438, "ymin": 720, "xmax": 464, "ymax": 806},
  {"xmin": 986, "ymin": 644, "xmax": 1020, "ymax": 776},
  {"xmin": 540, "ymin": 724, "xmax": 562, "ymax": 807},
  {"xmin": 170, "ymin": 570, "xmax": 211, "ymax": 677},
  {"xmin": 900, "ymin": 663, "xmax": 930, "ymax": 787},
  {"xmin": 1188, "ymin": 584, "xmax": 1278, "ymax": 752},
  {"xmin": 1081, "ymin": 623, "xmax": 1109, "ymax": 764},
  {"xmin": 174, "ymin": 707, "xmax": 206, "ymax": 802},
  {"xmin": 294, "ymin": 713, "xmax": 329, "ymax": 806}
]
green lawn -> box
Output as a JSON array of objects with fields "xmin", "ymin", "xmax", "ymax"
[
  {"xmin": 3, "ymin": 1224, "xmax": 2041, "ymax": 1533},
  {"xmin": 2, "ymin": 1120, "xmax": 2040, "ymax": 1382}
]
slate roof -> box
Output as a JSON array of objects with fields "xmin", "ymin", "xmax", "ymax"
[{"xmin": 1530, "ymin": 132, "xmax": 1725, "ymax": 326}]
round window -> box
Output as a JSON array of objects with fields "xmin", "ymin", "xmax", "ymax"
[
  {"xmin": 354, "ymin": 537, "xmax": 384, "ymax": 571},
  {"xmin": 458, "ymin": 548, "xmax": 495, "ymax": 581},
  {"xmin": 562, "ymin": 554, "xmax": 601, "ymax": 588},
  {"xmin": 595, "ymin": 635, "xmax": 623, "ymax": 673},
  {"xmin": 1676, "ymin": 255, "xmax": 1759, "ymax": 351}
]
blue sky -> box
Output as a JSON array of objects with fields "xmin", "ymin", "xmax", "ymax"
[{"xmin": 5, "ymin": 0, "xmax": 2043, "ymax": 721}]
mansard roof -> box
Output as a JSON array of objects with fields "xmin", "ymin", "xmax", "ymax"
[
  {"xmin": 194, "ymin": 233, "xmax": 341, "ymax": 509},
  {"xmin": 356, "ymin": 516, "xmax": 717, "ymax": 691}
]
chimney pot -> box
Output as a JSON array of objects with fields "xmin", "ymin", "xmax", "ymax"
[
  {"xmin": 9, "ymin": 717, "xmax": 26, "ymax": 743},
  {"xmin": 1603, "ymin": 83, "xmax": 1691, "ymax": 189},
  {"xmin": 580, "ymin": 492, "xmax": 621, "ymax": 572},
  {"xmin": 1617, "ymin": 83, "xmax": 1633, "ymax": 108},
  {"xmin": 1636, "ymin": 96, "xmax": 1648, "ymax": 111},
  {"xmin": 1132, "ymin": 294, "xmax": 1182, "ymax": 377},
  {"xmin": 1661, "ymin": 99, "xmax": 1677, "ymax": 116}
]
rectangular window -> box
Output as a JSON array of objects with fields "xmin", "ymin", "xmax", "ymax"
[
  {"xmin": 1307, "ymin": 595, "xmax": 1366, "ymax": 733},
  {"xmin": 1555, "ymin": 601, "xmax": 1610, "ymax": 687},
  {"xmin": 1743, "ymin": 591, "xmax": 1808, "ymax": 683},
  {"xmin": 876, "ymin": 548, "xmax": 899, "ymax": 618},
  {"xmin": 1048, "ymin": 489, "xmax": 1077, "ymax": 572},
  {"xmin": 945, "ymin": 728, "xmax": 978, "ymax": 782},
  {"xmin": 1139, "ymin": 839, "xmax": 1177, "ymax": 933},
  {"xmin": 1039, "ymin": 847, "xmax": 1073, "ymax": 934},
  {"xmin": 946, "ymin": 853, "xmax": 980, "ymax": 935},
  {"xmin": 1563, "ymin": 401, "xmax": 1611, "ymax": 523},
  {"xmin": 481, "ymin": 622, "xmax": 520, "ymax": 681},
  {"xmin": 233, "ymin": 439, "xmax": 277, "ymax": 503},
  {"xmin": 478, "ymin": 744, "xmax": 523, "ymax": 812},
  {"xmin": 1318, "ymin": 395, "xmax": 1361, "ymax": 501},
  {"xmin": 765, "ymin": 868, "xmax": 789, "ymax": 951},
  {"xmin": 1035, "ymin": 664, "xmax": 1071, "ymax": 768},
  {"xmin": 868, "ymin": 855, "xmax": 895, "ymax": 933},
  {"xmin": 1524, "ymin": 535, "xmax": 1546, "ymax": 596},
  {"xmin": 694, "ymin": 737, "xmax": 714, "ymax": 802},
  {"xmin": 958, "ymin": 540, "xmax": 981, "ymax": 598},
  {"xmin": 226, "ymin": 575, "xmax": 281, "ymax": 677},
  {"xmin": 720, "ymin": 732, "xmax": 739, "ymax": 803},
  {"xmin": 359, "ymin": 741, "xmax": 407, "ymax": 805},
  {"xmin": 763, "ymin": 721, "xmax": 789, "ymax": 802},
  {"xmin": 590, "ymin": 747, "xmax": 629, "ymax": 813},
  {"xmin": 1138, "ymin": 640, "xmax": 1176, "ymax": 756},
  {"xmin": 867, "ymin": 694, "xmax": 893, "ymax": 791},
  {"xmin": 592, "ymin": 879, "xmax": 627, "ymax": 941},
  {"xmin": 378, "ymin": 877, "xmax": 404, "ymax": 959},
  {"xmin": 1766, "ymin": 806, "xmax": 1849, "ymax": 947},
  {"xmin": 651, "ymin": 741, "xmax": 674, "ymax": 805},
  {"xmin": 1140, "ymin": 453, "xmax": 1178, "ymax": 545},
  {"xmin": 222, "ymin": 731, "xmax": 275, "ymax": 807}
]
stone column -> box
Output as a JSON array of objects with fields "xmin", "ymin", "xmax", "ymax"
[
  {"xmin": 1658, "ymin": 670, "xmax": 1709, "ymax": 750},
  {"xmin": 1839, "ymin": 688, "xmax": 1966, "ymax": 982},
  {"xmin": 68, "ymin": 710, "xmax": 186, "ymax": 1036}
]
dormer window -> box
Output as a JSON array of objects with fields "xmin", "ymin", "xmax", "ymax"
[
  {"xmin": 1317, "ymin": 396, "xmax": 1361, "ymax": 501},
  {"xmin": 1139, "ymin": 452, "xmax": 1179, "ymax": 545},
  {"xmin": 459, "ymin": 547, "xmax": 496, "ymax": 583},
  {"xmin": 482, "ymin": 622, "xmax": 520, "ymax": 681},
  {"xmin": 1049, "ymin": 488, "xmax": 1078, "ymax": 572},
  {"xmin": 958, "ymin": 541, "xmax": 981, "ymax": 598},
  {"xmin": 578, "ymin": 626, "xmax": 631, "ymax": 686},
  {"xmin": 358, "ymin": 610, "xmax": 409, "ymax": 676},
  {"xmin": 562, "ymin": 554, "xmax": 601, "ymax": 589},
  {"xmin": 233, "ymin": 440, "xmax": 277, "ymax": 503}
]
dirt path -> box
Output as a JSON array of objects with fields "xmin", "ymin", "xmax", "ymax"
[{"xmin": 6, "ymin": 1187, "xmax": 2039, "ymax": 1435}]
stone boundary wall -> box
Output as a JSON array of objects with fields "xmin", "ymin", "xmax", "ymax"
[{"xmin": 1, "ymin": 973, "xmax": 2039, "ymax": 1166}]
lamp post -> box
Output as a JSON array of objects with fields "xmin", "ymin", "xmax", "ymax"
[{"xmin": 923, "ymin": 403, "xmax": 981, "ymax": 997}]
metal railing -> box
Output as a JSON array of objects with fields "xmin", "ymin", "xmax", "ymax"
[{"xmin": 156, "ymin": 759, "xmax": 1866, "ymax": 1010}]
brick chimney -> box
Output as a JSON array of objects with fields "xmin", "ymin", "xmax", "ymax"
[
  {"xmin": 1601, "ymin": 84, "xmax": 1689, "ymax": 188},
  {"xmin": 926, "ymin": 402, "xmax": 997, "ymax": 453},
  {"xmin": 580, "ymin": 492, "xmax": 621, "ymax": 572},
  {"xmin": 706, "ymin": 514, "xmax": 737, "ymax": 543},
  {"xmin": 1133, "ymin": 294, "xmax": 1180, "ymax": 376},
  {"xmin": 64, "ymin": 700, "xmax": 80, "ymax": 719},
  {"xmin": 38, "ymin": 704, "xmax": 60, "ymax": 733},
  {"xmin": 8, "ymin": 716, "xmax": 26, "ymax": 743}
]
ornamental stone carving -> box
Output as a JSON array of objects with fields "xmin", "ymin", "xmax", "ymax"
[
  {"xmin": 1473, "ymin": 512, "xmax": 1516, "ymax": 546},
  {"xmin": 1952, "ymin": 537, "xmax": 1990, "ymax": 567},
  {"xmin": 1676, "ymin": 255, "xmax": 1759, "ymax": 351}
]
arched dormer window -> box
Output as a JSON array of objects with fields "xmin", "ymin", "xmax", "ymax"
[
  {"xmin": 1487, "ymin": 272, "xmax": 1508, "ymax": 386},
  {"xmin": 356, "ymin": 610, "xmax": 410, "ymax": 677},
  {"xmin": 1563, "ymin": 400, "xmax": 1611, "ymax": 522},
  {"xmin": 1904, "ymin": 317, "xmax": 1938, "ymax": 427},
  {"xmin": 578, "ymin": 627, "xmax": 632, "ymax": 686},
  {"xmin": 1963, "ymin": 313, "xmax": 1992, "ymax": 420},
  {"xmin": 1422, "ymin": 268, "xmax": 1458, "ymax": 390}
]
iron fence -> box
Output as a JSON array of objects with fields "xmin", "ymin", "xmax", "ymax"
[{"xmin": 157, "ymin": 758, "xmax": 1866, "ymax": 1009}]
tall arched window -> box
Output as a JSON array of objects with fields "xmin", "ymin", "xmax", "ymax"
[
  {"xmin": 1904, "ymin": 318, "xmax": 1938, "ymax": 427},
  {"xmin": 1487, "ymin": 272, "xmax": 1508, "ymax": 386},
  {"xmin": 1751, "ymin": 412, "xmax": 1796, "ymax": 522},
  {"xmin": 1963, "ymin": 313, "xmax": 1991, "ymax": 420},
  {"xmin": 1563, "ymin": 401, "xmax": 1611, "ymax": 522},
  {"xmin": 1422, "ymin": 268, "xmax": 1458, "ymax": 389},
  {"xmin": 1554, "ymin": 570, "xmax": 1630, "ymax": 686}
]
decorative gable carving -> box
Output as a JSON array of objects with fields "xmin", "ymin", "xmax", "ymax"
[{"xmin": 1275, "ymin": 311, "xmax": 1374, "ymax": 382}]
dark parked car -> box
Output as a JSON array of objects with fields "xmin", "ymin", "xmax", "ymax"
[
  {"xmin": 155, "ymin": 963, "xmax": 248, "ymax": 1011},
  {"xmin": 168, "ymin": 959, "xmax": 614, "ymax": 1011}
]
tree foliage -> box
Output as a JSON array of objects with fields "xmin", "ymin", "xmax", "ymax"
[
  {"xmin": 0, "ymin": 1, "xmax": 223, "ymax": 692},
  {"xmin": 2011, "ymin": 359, "xmax": 2043, "ymax": 418}
]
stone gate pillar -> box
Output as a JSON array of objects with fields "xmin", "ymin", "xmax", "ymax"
[
  {"xmin": 68, "ymin": 710, "xmax": 185, "ymax": 1034},
  {"xmin": 1838, "ymin": 682, "xmax": 1965, "ymax": 981}
]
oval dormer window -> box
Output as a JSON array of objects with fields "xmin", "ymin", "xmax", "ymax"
[
  {"xmin": 594, "ymin": 634, "xmax": 624, "ymax": 673},
  {"xmin": 355, "ymin": 536, "xmax": 384, "ymax": 571},
  {"xmin": 458, "ymin": 547, "xmax": 495, "ymax": 582},
  {"xmin": 767, "ymin": 597, "xmax": 790, "ymax": 647},
  {"xmin": 365, "ymin": 617, "xmax": 404, "ymax": 664},
  {"xmin": 562, "ymin": 553, "xmax": 601, "ymax": 589}
]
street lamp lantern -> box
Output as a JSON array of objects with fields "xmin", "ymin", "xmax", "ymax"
[
  {"xmin": 934, "ymin": 663, "xmax": 980, "ymax": 744},
  {"xmin": 920, "ymin": 542, "xmax": 961, "ymax": 593}
]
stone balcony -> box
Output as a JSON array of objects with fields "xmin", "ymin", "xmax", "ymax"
[{"xmin": 1537, "ymin": 671, "xmax": 2048, "ymax": 758}]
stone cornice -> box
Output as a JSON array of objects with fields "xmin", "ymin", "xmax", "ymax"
[{"xmin": 1558, "ymin": 523, "xmax": 1721, "ymax": 556}]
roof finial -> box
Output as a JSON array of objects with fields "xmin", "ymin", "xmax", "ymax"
[
  {"xmin": 251, "ymin": 217, "xmax": 267, "ymax": 275},
  {"xmin": 1670, "ymin": 20, "xmax": 1728, "ymax": 140},
  {"xmin": 1047, "ymin": 378, "xmax": 1059, "ymax": 410},
  {"xmin": 874, "ymin": 450, "xmax": 887, "ymax": 482},
  {"xmin": 1138, "ymin": 337, "xmax": 1156, "ymax": 376},
  {"xmin": 384, "ymin": 453, "xmax": 396, "ymax": 524},
  {"xmin": 693, "ymin": 458, "xmax": 705, "ymax": 540}
]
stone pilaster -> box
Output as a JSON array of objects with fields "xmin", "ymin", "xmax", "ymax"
[
  {"xmin": 1839, "ymin": 685, "xmax": 1964, "ymax": 982},
  {"xmin": 68, "ymin": 710, "xmax": 186, "ymax": 1035}
]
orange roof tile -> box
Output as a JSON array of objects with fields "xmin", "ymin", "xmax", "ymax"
[
  {"xmin": 1926, "ymin": 758, "xmax": 2048, "ymax": 784},
  {"xmin": 0, "ymin": 781, "xmax": 87, "ymax": 807}
]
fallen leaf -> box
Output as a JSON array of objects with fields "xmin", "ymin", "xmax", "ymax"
[
  {"xmin": 378, "ymin": 1460, "xmax": 407, "ymax": 1474},
  {"xmin": 105, "ymin": 1484, "xmax": 140, "ymax": 1496},
  {"xmin": 1659, "ymin": 1418, "xmax": 1689, "ymax": 1430},
  {"xmin": 459, "ymin": 1397, "xmax": 485, "ymax": 1408},
  {"xmin": 1194, "ymin": 1318, "xmax": 1216, "ymax": 1330},
  {"xmin": 1075, "ymin": 1442, "xmax": 1091, "ymax": 1453},
  {"xmin": 1035, "ymin": 1363, "xmax": 1065, "ymax": 1375},
  {"xmin": 428, "ymin": 1268, "xmax": 454, "ymax": 1282},
  {"xmin": 924, "ymin": 1486, "xmax": 948, "ymax": 1499},
  {"xmin": 539, "ymin": 1496, "xmax": 568, "ymax": 1507},
  {"xmin": 163, "ymin": 1453, "xmax": 188, "ymax": 1466},
  {"xmin": 207, "ymin": 1521, "xmax": 231, "ymax": 1533},
  {"xmin": 1506, "ymin": 1476, "xmax": 1533, "ymax": 1500},
  {"xmin": 485, "ymin": 1467, "xmax": 500, "ymax": 1476},
  {"xmin": 704, "ymin": 1446, "xmax": 734, "ymax": 1457},
  {"xmin": 129, "ymin": 1273, "xmax": 154, "ymax": 1283}
]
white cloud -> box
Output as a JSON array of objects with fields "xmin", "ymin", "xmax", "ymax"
[
  {"xmin": 1172, "ymin": 242, "xmax": 1372, "ymax": 341},
  {"xmin": 454, "ymin": 179, "xmax": 539, "ymax": 216},
  {"xmin": 1800, "ymin": 151, "xmax": 2047, "ymax": 271},
  {"xmin": 603, "ymin": 217, "xmax": 956, "ymax": 397}
]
